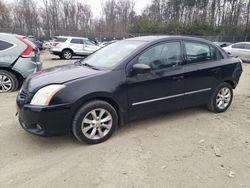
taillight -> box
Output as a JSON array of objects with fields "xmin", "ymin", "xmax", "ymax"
[
  {"xmin": 17, "ymin": 36, "xmax": 35, "ymax": 58},
  {"xmin": 53, "ymin": 42, "xmax": 59, "ymax": 46}
]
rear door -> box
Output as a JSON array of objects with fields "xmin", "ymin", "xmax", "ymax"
[
  {"xmin": 69, "ymin": 38, "xmax": 84, "ymax": 55},
  {"xmin": 182, "ymin": 40, "xmax": 223, "ymax": 107}
]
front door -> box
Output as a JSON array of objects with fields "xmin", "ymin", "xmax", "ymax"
[{"xmin": 126, "ymin": 41, "xmax": 185, "ymax": 120}]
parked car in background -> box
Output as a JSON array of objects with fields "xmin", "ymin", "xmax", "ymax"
[
  {"xmin": 0, "ymin": 33, "xmax": 41, "ymax": 92},
  {"xmin": 50, "ymin": 36, "xmax": 100, "ymax": 59},
  {"xmin": 42, "ymin": 41, "xmax": 51, "ymax": 49},
  {"xmin": 213, "ymin": 42, "xmax": 232, "ymax": 48},
  {"xmin": 99, "ymin": 40, "xmax": 118, "ymax": 48},
  {"xmin": 24, "ymin": 36, "xmax": 43, "ymax": 50},
  {"xmin": 17, "ymin": 36, "xmax": 242, "ymax": 144},
  {"xmin": 223, "ymin": 42, "xmax": 250, "ymax": 62}
]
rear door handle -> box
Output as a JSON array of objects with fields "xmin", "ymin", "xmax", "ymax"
[
  {"xmin": 172, "ymin": 75, "xmax": 184, "ymax": 81},
  {"xmin": 211, "ymin": 68, "xmax": 221, "ymax": 73}
]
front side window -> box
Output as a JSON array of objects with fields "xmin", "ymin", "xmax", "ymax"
[
  {"xmin": 71, "ymin": 39, "xmax": 83, "ymax": 44},
  {"xmin": 84, "ymin": 40, "xmax": 95, "ymax": 45},
  {"xmin": 232, "ymin": 43, "xmax": 245, "ymax": 49},
  {"xmin": 185, "ymin": 42, "xmax": 217, "ymax": 64},
  {"xmin": 137, "ymin": 42, "xmax": 182, "ymax": 70},
  {"xmin": 0, "ymin": 40, "xmax": 14, "ymax": 51}
]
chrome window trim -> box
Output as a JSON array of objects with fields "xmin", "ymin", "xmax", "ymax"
[{"xmin": 132, "ymin": 88, "xmax": 211, "ymax": 106}]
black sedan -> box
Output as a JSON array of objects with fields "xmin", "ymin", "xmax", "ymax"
[{"xmin": 17, "ymin": 36, "xmax": 243, "ymax": 144}]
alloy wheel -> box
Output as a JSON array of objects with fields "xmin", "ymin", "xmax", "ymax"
[
  {"xmin": 216, "ymin": 87, "xmax": 231, "ymax": 110},
  {"xmin": 0, "ymin": 74, "xmax": 12, "ymax": 93},
  {"xmin": 63, "ymin": 51, "xmax": 72, "ymax": 59},
  {"xmin": 81, "ymin": 108, "xmax": 113, "ymax": 140}
]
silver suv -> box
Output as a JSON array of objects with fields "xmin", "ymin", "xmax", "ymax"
[
  {"xmin": 0, "ymin": 33, "xmax": 41, "ymax": 93},
  {"xmin": 50, "ymin": 36, "xmax": 100, "ymax": 59}
]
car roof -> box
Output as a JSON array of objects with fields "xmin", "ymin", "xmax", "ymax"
[
  {"xmin": 0, "ymin": 32, "xmax": 16, "ymax": 36},
  {"xmin": 54, "ymin": 36, "xmax": 88, "ymax": 40},
  {"xmin": 233, "ymin": 42, "xmax": 250, "ymax": 44},
  {"xmin": 125, "ymin": 35, "xmax": 213, "ymax": 44}
]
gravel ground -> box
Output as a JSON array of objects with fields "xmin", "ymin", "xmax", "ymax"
[{"xmin": 0, "ymin": 51, "xmax": 250, "ymax": 188}]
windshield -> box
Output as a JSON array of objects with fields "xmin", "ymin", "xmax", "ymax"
[{"xmin": 81, "ymin": 40, "xmax": 145, "ymax": 69}]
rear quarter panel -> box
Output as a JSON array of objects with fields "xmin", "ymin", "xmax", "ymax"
[{"xmin": 0, "ymin": 35, "xmax": 26, "ymax": 67}]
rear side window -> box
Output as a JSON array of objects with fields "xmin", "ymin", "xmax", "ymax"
[
  {"xmin": 71, "ymin": 39, "xmax": 83, "ymax": 44},
  {"xmin": 232, "ymin": 43, "xmax": 245, "ymax": 49},
  {"xmin": 0, "ymin": 40, "xmax": 14, "ymax": 51},
  {"xmin": 184, "ymin": 42, "xmax": 217, "ymax": 64},
  {"xmin": 54, "ymin": 38, "xmax": 67, "ymax": 42}
]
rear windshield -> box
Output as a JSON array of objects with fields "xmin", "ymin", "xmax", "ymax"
[{"xmin": 54, "ymin": 38, "xmax": 67, "ymax": 42}]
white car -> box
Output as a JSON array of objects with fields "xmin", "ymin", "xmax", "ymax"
[
  {"xmin": 50, "ymin": 36, "xmax": 100, "ymax": 59},
  {"xmin": 223, "ymin": 42, "xmax": 250, "ymax": 62}
]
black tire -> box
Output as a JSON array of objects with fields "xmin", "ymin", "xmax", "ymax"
[
  {"xmin": 0, "ymin": 70, "xmax": 19, "ymax": 92},
  {"xmin": 59, "ymin": 54, "xmax": 64, "ymax": 59},
  {"xmin": 62, "ymin": 49, "xmax": 73, "ymax": 60},
  {"xmin": 207, "ymin": 82, "xmax": 233, "ymax": 113},
  {"xmin": 72, "ymin": 100, "xmax": 118, "ymax": 144}
]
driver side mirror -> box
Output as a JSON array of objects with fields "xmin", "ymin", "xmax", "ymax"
[{"xmin": 131, "ymin": 64, "xmax": 151, "ymax": 75}]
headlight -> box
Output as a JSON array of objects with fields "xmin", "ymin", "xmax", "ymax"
[{"xmin": 30, "ymin": 84, "xmax": 65, "ymax": 106}]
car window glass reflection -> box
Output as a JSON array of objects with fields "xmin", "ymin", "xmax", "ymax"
[
  {"xmin": 185, "ymin": 42, "xmax": 217, "ymax": 63},
  {"xmin": 138, "ymin": 42, "xmax": 181, "ymax": 70}
]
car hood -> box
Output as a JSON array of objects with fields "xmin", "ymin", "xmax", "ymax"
[{"xmin": 25, "ymin": 64, "xmax": 104, "ymax": 92}]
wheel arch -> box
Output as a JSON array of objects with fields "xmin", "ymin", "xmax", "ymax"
[
  {"xmin": 62, "ymin": 48, "xmax": 74, "ymax": 55},
  {"xmin": 0, "ymin": 67, "xmax": 24, "ymax": 86},
  {"xmin": 71, "ymin": 93, "xmax": 127, "ymax": 127},
  {"xmin": 224, "ymin": 80, "xmax": 235, "ymax": 89}
]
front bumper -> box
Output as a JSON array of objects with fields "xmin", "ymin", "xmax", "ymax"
[{"xmin": 17, "ymin": 103, "xmax": 73, "ymax": 136}]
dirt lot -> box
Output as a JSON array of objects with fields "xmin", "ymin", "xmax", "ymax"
[{"xmin": 0, "ymin": 51, "xmax": 250, "ymax": 188}]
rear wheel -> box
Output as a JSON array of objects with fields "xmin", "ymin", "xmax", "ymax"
[
  {"xmin": 72, "ymin": 100, "xmax": 118, "ymax": 144},
  {"xmin": 0, "ymin": 70, "xmax": 19, "ymax": 93},
  {"xmin": 207, "ymin": 83, "xmax": 233, "ymax": 113},
  {"xmin": 62, "ymin": 49, "xmax": 73, "ymax": 60}
]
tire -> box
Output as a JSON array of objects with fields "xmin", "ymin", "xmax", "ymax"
[
  {"xmin": 0, "ymin": 70, "xmax": 19, "ymax": 93},
  {"xmin": 59, "ymin": 54, "xmax": 64, "ymax": 59},
  {"xmin": 62, "ymin": 49, "xmax": 73, "ymax": 60},
  {"xmin": 207, "ymin": 82, "xmax": 233, "ymax": 113},
  {"xmin": 72, "ymin": 100, "xmax": 118, "ymax": 144}
]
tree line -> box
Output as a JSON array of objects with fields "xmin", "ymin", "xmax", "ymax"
[{"xmin": 0, "ymin": 0, "xmax": 250, "ymax": 39}]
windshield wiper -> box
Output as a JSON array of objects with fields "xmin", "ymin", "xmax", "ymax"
[{"xmin": 81, "ymin": 63, "xmax": 100, "ymax": 70}]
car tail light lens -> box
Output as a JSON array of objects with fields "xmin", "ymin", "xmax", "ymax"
[
  {"xmin": 17, "ymin": 36, "xmax": 35, "ymax": 58},
  {"xmin": 53, "ymin": 42, "xmax": 60, "ymax": 46}
]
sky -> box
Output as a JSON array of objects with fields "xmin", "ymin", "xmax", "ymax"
[
  {"xmin": 4, "ymin": 0, "xmax": 153, "ymax": 17},
  {"xmin": 83, "ymin": 0, "xmax": 152, "ymax": 18}
]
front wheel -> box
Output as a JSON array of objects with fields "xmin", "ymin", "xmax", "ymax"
[
  {"xmin": 72, "ymin": 100, "xmax": 118, "ymax": 144},
  {"xmin": 207, "ymin": 83, "xmax": 233, "ymax": 113}
]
